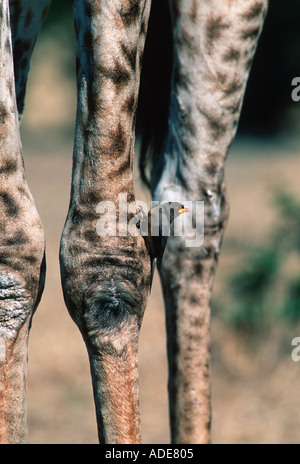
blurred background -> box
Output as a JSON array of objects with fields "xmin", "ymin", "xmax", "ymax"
[{"xmin": 18, "ymin": 0, "xmax": 300, "ymax": 443}]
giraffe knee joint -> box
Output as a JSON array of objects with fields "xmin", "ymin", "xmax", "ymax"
[
  {"xmin": 202, "ymin": 181, "xmax": 230, "ymax": 233},
  {"xmin": 0, "ymin": 266, "xmax": 33, "ymax": 338},
  {"xmin": 82, "ymin": 277, "xmax": 143, "ymax": 350}
]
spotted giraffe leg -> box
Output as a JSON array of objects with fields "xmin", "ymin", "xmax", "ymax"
[
  {"xmin": 151, "ymin": 0, "xmax": 268, "ymax": 444},
  {"xmin": 0, "ymin": 0, "xmax": 49, "ymax": 443},
  {"xmin": 60, "ymin": 0, "xmax": 152, "ymax": 444},
  {"xmin": 9, "ymin": 0, "xmax": 52, "ymax": 117}
]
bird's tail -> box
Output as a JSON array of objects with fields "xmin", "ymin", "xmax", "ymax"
[{"xmin": 150, "ymin": 259, "xmax": 156, "ymax": 289}]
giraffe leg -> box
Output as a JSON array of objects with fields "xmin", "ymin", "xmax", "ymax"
[
  {"xmin": 9, "ymin": 0, "xmax": 52, "ymax": 117},
  {"xmin": 60, "ymin": 0, "xmax": 152, "ymax": 444},
  {"xmin": 0, "ymin": 0, "xmax": 46, "ymax": 443},
  {"xmin": 150, "ymin": 0, "xmax": 268, "ymax": 444}
]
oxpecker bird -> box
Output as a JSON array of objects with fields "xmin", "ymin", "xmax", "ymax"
[{"xmin": 136, "ymin": 202, "xmax": 190, "ymax": 284}]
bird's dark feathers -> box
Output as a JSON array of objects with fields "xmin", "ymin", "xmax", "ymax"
[{"xmin": 136, "ymin": 202, "xmax": 187, "ymax": 284}]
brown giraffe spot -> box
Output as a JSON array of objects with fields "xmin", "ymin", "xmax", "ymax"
[
  {"xmin": 189, "ymin": 0, "xmax": 199, "ymax": 23},
  {"xmin": 0, "ymin": 159, "xmax": 18, "ymax": 175},
  {"xmin": 216, "ymin": 72, "xmax": 227, "ymax": 85},
  {"xmin": 98, "ymin": 62, "xmax": 131, "ymax": 91},
  {"xmin": 176, "ymin": 28, "xmax": 199, "ymax": 55},
  {"xmin": 198, "ymin": 104, "xmax": 227, "ymax": 139},
  {"xmin": 140, "ymin": 16, "xmax": 148, "ymax": 36},
  {"xmin": 110, "ymin": 157, "xmax": 130, "ymax": 178},
  {"xmin": 84, "ymin": 230, "xmax": 98, "ymax": 243},
  {"xmin": 191, "ymin": 317, "xmax": 205, "ymax": 329},
  {"xmin": 204, "ymin": 155, "xmax": 221, "ymax": 177},
  {"xmin": 24, "ymin": 8, "xmax": 33, "ymax": 28},
  {"xmin": 0, "ymin": 103, "xmax": 10, "ymax": 123},
  {"xmin": 224, "ymin": 79, "xmax": 243, "ymax": 97},
  {"xmin": 240, "ymin": 26, "xmax": 261, "ymax": 41},
  {"xmin": 223, "ymin": 47, "xmax": 241, "ymax": 62},
  {"xmin": 122, "ymin": 94, "xmax": 136, "ymax": 116},
  {"xmin": 0, "ymin": 192, "xmax": 20, "ymax": 217},
  {"xmin": 224, "ymin": 98, "xmax": 242, "ymax": 115},
  {"xmin": 70, "ymin": 208, "xmax": 86, "ymax": 226},
  {"xmin": 193, "ymin": 261, "xmax": 204, "ymax": 276},
  {"xmin": 23, "ymin": 254, "xmax": 38, "ymax": 265},
  {"xmin": 207, "ymin": 118, "xmax": 227, "ymax": 140},
  {"xmin": 101, "ymin": 123, "xmax": 128, "ymax": 157},
  {"xmin": 241, "ymin": 2, "xmax": 266, "ymax": 21},
  {"xmin": 206, "ymin": 16, "xmax": 229, "ymax": 52},
  {"xmin": 179, "ymin": 105, "xmax": 197, "ymax": 137},
  {"xmin": 5, "ymin": 231, "xmax": 27, "ymax": 246},
  {"xmin": 5, "ymin": 36, "xmax": 11, "ymax": 54},
  {"xmin": 87, "ymin": 190, "xmax": 103, "ymax": 205},
  {"xmin": 245, "ymin": 56, "xmax": 254, "ymax": 71},
  {"xmin": 118, "ymin": 1, "xmax": 141, "ymax": 28},
  {"xmin": 121, "ymin": 43, "xmax": 137, "ymax": 71}
]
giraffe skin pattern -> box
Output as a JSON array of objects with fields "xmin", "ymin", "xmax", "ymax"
[{"xmin": 0, "ymin": 0, "xmax": 268, "ymax": 444}]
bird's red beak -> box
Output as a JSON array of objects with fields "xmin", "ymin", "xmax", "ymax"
[{"xmin": 178, "ymin": 208, "xmax": 190, "ymax": 213}]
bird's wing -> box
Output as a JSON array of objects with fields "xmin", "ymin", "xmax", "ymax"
[
  {"xmin": 136, "ymin": 205, "xmax": 173, "ymax": 287},
  {"xmin": 136, "ymin": 207, "xmax": 156, "ymax": 287},
  {"xmin": 157, "ymin": 233, "xmax": 168, "ymax": 266},
  {"xmin": 150, "ymin": 258, "xmax": 156, "ymax": 288}
]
